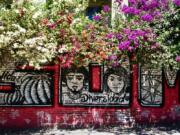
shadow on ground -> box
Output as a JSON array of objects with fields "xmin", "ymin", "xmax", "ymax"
[{"xmin": 1, "ymin": 124, "xmax": 180, "ymax": 135}]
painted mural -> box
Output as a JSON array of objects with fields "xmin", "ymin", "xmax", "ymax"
[
  {"xmin": 139, "ymin": 66, "xmax": 163, "ymax": 106},
  {"xmin": 0, "ymin": 69, "xmax": 53, "ymax": 106},
  {"xmin": 0, "ymin": 65, "xmax": 179, "ymax": 129},
  {"xmin": 164, "ymin": 67, "xmax": 179, "ymax": 87},
  {"xmin": 60, "ymin": 65, "xmax": 131, "ymax": 107}
]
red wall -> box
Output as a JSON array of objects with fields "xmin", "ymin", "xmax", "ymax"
[{"xmin": 0, "ymin": 64, "xmax": 179, "ymax": 129}]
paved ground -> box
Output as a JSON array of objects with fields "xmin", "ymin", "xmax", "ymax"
[{"xmin": 1, "ymin": 125, "xmax": 180, "ymax": 135}]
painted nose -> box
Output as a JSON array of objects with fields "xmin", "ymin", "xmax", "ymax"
[
  {"xmin": 113, "ymin": 79, "xmax": 120, "ymax": 85},
  {"xmin": 71, "ymin": 77, "xmax": 77, "ymax": 83}
]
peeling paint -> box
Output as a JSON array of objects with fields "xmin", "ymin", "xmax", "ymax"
[
  {"xmin": 140, "ymin": 110, "xmax": 150, "ymax": 118},
  {"xmin": 173, "ymin": 105, "xmax": 180, "ymax": 114},
  {"xmin": 92, "ymin": 109, "xmax": 100, "ymax": 122},
  {"xmin": 161, "ymin": 116, "xmax": 167, "ymax": 120},
  {"xmin": 24, "ymin": 119, "xmax": 31, "ymax": 124},
  {"xmin": 72, "ymin": 113, "xmax": 83, "ymax": 127},
  {"xmin": 9, "ymin": 110, "xmax": 20, "ymax": 119},
  {"xmin": 116, "ymin": 111, "xmax": 127, "ymax": 123},
  {"xmin": 115, "ymin": 110, "xmax": 135, "ymax": 127},
  {"xmin": 169, "ymin": 112, "xmax": 176, "ymax": 120},
  {"xmin": 104, "ymin": 113, "xmax": 111, "ymax": 123},
  {"xmin": 169, "ymin": 105, "xmax": 180, "ymax": 119},
  {"xmin": 116, "ymin": 111, "xmax": 129, "ymax": 124},
  {"xmin": 36, "ymin": 111, "xmax": 52, "ymax": 127},
  {"xmin": 62, "ymin": 114, "xmax": 70, "ymax": 125},
  {"xmin": 0, "ymin": 119, "xmax": 7, "ymax": 125}
]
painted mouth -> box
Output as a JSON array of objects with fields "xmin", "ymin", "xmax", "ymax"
[
  {"xmin": 112, "ymin": 87, "xmax": 122, "ymax": 89},
  {"xmin": 72, "ymin": 86, "xmax": 78, "ymax": 90}
]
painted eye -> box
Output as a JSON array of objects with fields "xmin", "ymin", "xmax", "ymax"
[
  {"xmin": 109, "ymin": 77, "xmax": 114, "ymax": 81},
  {"xmin": 117, "ymin": 77, "xmax": 123, "ymax": 82},
  {"xmin": 67, "ymin": 76, "xmax": 73, "ymax": 81},
  {"xmin": 76, "ymin": 75, "xmax": 83, "ymax": 81}
]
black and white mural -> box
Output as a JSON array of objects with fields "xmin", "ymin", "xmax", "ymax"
[
  {"xmin": 60, "ymin": 65, "xmax": 131, "ymax": 107},
  {"xmin": 164, "ymin": 67, "xmax": 179, "ymax": 87},
  {"xmin": 139, "ymin": 66, "xmax": 163, "ymax": 106},
  {"xmin": 0, "ymin": 69, "xmax": 53, "ymax": 106}
]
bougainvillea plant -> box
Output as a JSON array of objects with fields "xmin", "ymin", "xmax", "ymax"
[
  {"xmin": 0, "ymin": 1, "xmax": 57, "ymax": 69},
  {"xmin": 69, "ymin": 4, "xmax": 129, "ymax": 67},
  {"xmin": 0, "ymin": 0, "xmax": 89, "ymax": 68},
  {"xmin": 0, "ymin": 0, "xmax": 179, "ymax": 70},
  {"xmin": 152, "ymin": 0, "xmax": 180, "ymax": 69},
  {"xmin": 112, "ymin": 0, "xmax": 180, "ymax": 69}
]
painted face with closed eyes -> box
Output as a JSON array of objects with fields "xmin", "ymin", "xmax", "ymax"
[
  {"xmin": 107, "ymin": 74, "xmax": 125, "ymax": 94},
  {"xmin": 66, "ymin": 73, "xmax": 84, "ymax": 93}
]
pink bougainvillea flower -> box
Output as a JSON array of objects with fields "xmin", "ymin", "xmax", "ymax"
[
  {"xmin": 128, "ymin": 0, "xmax": 136, "ymax": 4},
  {"xmin": 115, "ymin": 33, "xmax": 122, "ymax": 40},
  {"xmin": 103, "ymin": 5, "xmax": 110, "ymax": 12},
  {"xmin": 128, "ymin": 34, "xmax": 137, "ymax": 40},
  {"xmin": 122, "ymin": 5, "xmax": 140, "ymax": 15},
  {"xmin": 93, "ymin": 15, "xmax": 101, "ymax": 21},
  {"xmin": 108, "ymin": 54, "xmax": 117, "ymax": 60},
  {"xmin": 128, "ymin": 46, "xmax": 134, "ymax": 52},
  {"xmin": 47, "ymin": 23, "xmax": 56, "ymax": 29},
  {"xmin": 41, "ymin": 18, "xmax": 49, "ymax": 25},
  {"xmin": 112, "ymin": 61, "xmax": 119, "ymax": 67},
  {"xmin": 141, "ymin": 14, "xmax": 153, "ymax": 22},
  {"xmin": 151, "ymin": 43, "xmax": 160, "ymax": 49},
  {"xmin": 175, "ymin": 56, "xmax": 180, "ymax": 62},
  {"xmin": 118, "ymin": 41, "xmax": 131, "ymax": 51},
  {"xmin": 106, "ymin": 32, "xmax": 114, "ymax": 39},
  {"xmin": 173, "ymin": 0, "xmax": 180, "ymax": 6}
]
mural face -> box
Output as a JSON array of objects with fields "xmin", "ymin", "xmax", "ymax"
[
  {"xmin": 139, "ymin": 67, "xmax": 163, "ymax": 106},
  {"xmin": 107, "ymin": 74, "xmax": 125, "ymax": 94},
  {"xmin": 60, "ymin": 65, "xmax": 131, "ymax": 107},
  {"xmin": 66, "ymin": 73, "xmax": 84, "ymax": 93},
  {"xmin": 61, "ymin": 67, "xmax": 89, "ymax": 100},
  {"xmin": 0, "ymin": 69, "xmax": 53, "ymax": 106},
  {"xmin": 104, "ymin": 66, "xmax": 129, "ymax": 97}
]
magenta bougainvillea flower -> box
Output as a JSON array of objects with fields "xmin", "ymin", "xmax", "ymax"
[
  {"xmin": 141, "ymin": 14, "xmax": 153, "ymax": 22},
  {"xmin": 173, "ymin": 0, "xmax": 180, "ymax": 6},
  {"xmin": 47, "ymin": 23, "xmax": 56, "ymax": 29},
  {"xmin": 108, "ymin": 55, "xmax": 118, "ymax": 60},
  {"xmin": 115, "ymin": 33, "xmax": 122, "ymax": 41},
  {"xmin": 176, "ymin": 56, "xmax": 180, "ymax": 62},
  {"xmin": 103, "ymin": 5, "xmax": 110, "ymax": 12},
  {"xmin": 118, "ymin": 41, "xmax": 131, "ymax": 51},
  {"xmin": 106, "ymin": 32, "xmax": 114, "ymax": 39},
  {"xmin": 1, "ymin": 0, "xmax": 178, "ymax": 68},
  {"xmin": 122, "ymin": 5, "xmax": 140, "ymax": 15},
  {"xmin": 93, "ymin": 15, "xmax": 101, "ymax": 21}
]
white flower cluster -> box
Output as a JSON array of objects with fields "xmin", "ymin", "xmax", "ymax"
[
  {"xmin": 0, "ymin": 24, "xmax": 26, "ymax": 48},
  {"xmin": 0, "ymin": 20, "xmax": 57, "ymax": 67},
  {"xmin": 52, "ymin": 0, "xmax": 88, "ymax": 14},
  {"xmin": 17, "ymin": 35, "xmax": 57, "ymax": 67},
  {"xmin": 70, "ymin": 16, "xmax": 90, "ymax": 33},
  {"xmin": 58, "ymin": 44, "xmax": 69, "ymax": 53},
  {"xmin": 0, "ymin": 0, "xmax": 91, "ymax": 68}
]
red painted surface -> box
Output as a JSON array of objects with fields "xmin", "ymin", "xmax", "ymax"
[
  {"xmin": 0, "ymin": 85, "xmax": 13, "ymax": 91},
  {"xmin": 89, "ymin": 65, "xmax": 101, "ymax": 92},
  {"xmin": 0, "ymin": 64, "xmax": 179, "ymax": 129}
]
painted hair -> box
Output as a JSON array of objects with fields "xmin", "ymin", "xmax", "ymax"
[{"xmin": 61, "ymin": 66, "xmax": 89, "ymax": 84}]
